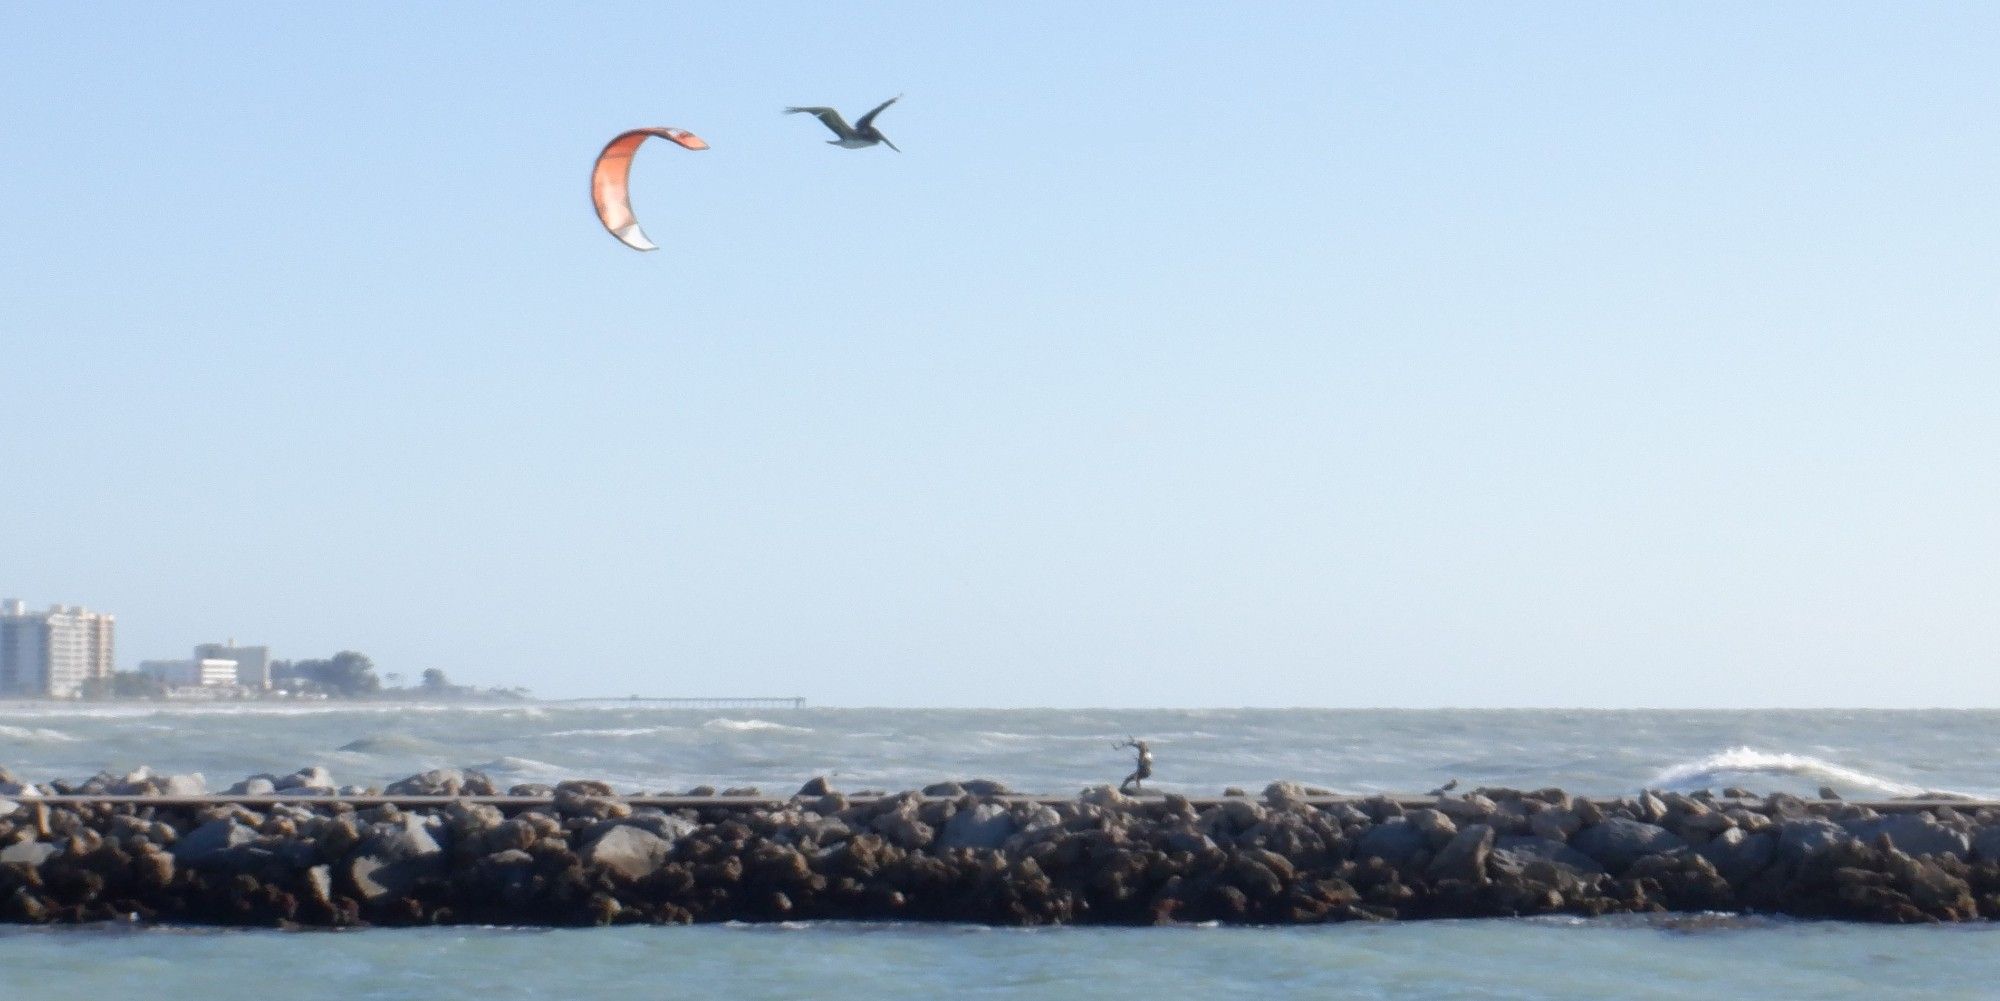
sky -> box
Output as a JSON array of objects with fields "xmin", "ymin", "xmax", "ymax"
[{"xmin": 2, "ymin": 4, "xmax": 1997, "ymax": 707}]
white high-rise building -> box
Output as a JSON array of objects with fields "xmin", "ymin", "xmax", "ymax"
[{"xmin": 0, "ymin": 600, "xmax": 116, "ymax": 698}]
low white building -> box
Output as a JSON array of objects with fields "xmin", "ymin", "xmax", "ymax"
[
  {"xmin": 195, "ymin": 641, "xmax": 271, "ymax": 690},
  {"xmin": 138, "ymin": 658, "xmax": 240, "ymax": 688}
]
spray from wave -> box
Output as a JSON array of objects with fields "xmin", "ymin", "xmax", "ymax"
[
  {"xmin": 702, "ymin": 718, "xmax": 811, "ymax": 734},
  {"xmin": 0, "ymin": 724, "xmax": 77, "ymax": 743},
  {"xmin": 1647, "ymin": 746, "xmax": 1950, "ymax": 798}
]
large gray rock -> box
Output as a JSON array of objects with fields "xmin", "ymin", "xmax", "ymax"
[
  {"xmin": 348, "ymin": 854, "xmax": 419, "ymax": 903},
  {"xmin": 278, "ymin": 767, "xmax": 335, "ymax": 792},
  {"xmin": 157, "ymin": 773, "xmax": 208, "ymax": 797},
  {"xmin": 1354, "ymin": 819, "xmax": 1428, "ymax": 866},
  {"xmin": 228, "ymin": 776, "xmax": 278, "ymax": 796},
  {"xmin": 1528, "ymin": 808, "xmax": 1581, "ymax": 841},
  {"xmin": 343, "ymin": 813, "xmax": 448, "ymax": 902},
  {"xmin": 367, "ymin": 814, "xmax": 446, "ymax": 860},
  {"xmin": 348, "ymin": 816, "xmax": 450, "ymax": 904},
  {"xmin": 1263, "ymin": 781, "xmax": 1311, "ymax": 807},
  {"xmin": 1427, "ymin": 823, "xmax": 1494, "ymax": 883},
  {"xmin": 1490, "ymin": 835, "xmax": 1606, "ymax": 876},
  {"xmin": 1697, "ymin": 827, "xmax": 1777, "ymax": 884},
  {"xmin": 588, "ymin": 812, "xmax": 696, "ymax": 845},
  {"xmin": 385, "ymin": 768, "xmax": 468, "ymax": 796},
  {"xmin": 871, "ymin": 811, "xmax": 934, "ymax": 850},
  {"xmin": 582, "ymin": 824, "xmax": 672, "ymax": 880},
  {"xmin": 172, "ymin": 819, "xmax": 260, "ymax": 868},
  {"xmin": 0, "ymin": 841, "xmax": 57, "ymax": 866},
  {"xmin": 937, "ymin": 802, "xmax": 1014, "ymax": 850},
  {"xmin": 1971, "ymin": 825, "xmax": 2000, "ymax": 862},
  {"xmin": 1570, "ymin": 819, "xmax": 1685, "ymax": 872},
  {"xmin": 1778, "ymin": 818, "xmax": 1854, "ymax": 862},
  {"xmin": 1843, "ymin": 814, "xmax": 1971, "ymax": 860}
]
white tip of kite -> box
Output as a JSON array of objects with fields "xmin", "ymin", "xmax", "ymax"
[{"xmin": 615, "ymin": 223, "xmax": 658, "ymax": 252}]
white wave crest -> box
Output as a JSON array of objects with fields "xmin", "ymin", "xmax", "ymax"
[
  {"xmin": 0, "ymin": 724, "xmax": 78, "ymax": 743},
  {"xmin": 470, "ymin": 755, "xmax": 569, "ymax": 778},
  {"xmin": 542, "ymin": 726, "xmax": 675, "ymax": 739},
  {"xmin": 1648, "ymin": 746, "xmax": 1936, "ymax": 797},
  {"xmin": 701, "ymin": 718, "xmax": 810, "ymax": 734},
  {"xmin": 336, "ymin": 733, "xmax": 442, "ymax": 754}
]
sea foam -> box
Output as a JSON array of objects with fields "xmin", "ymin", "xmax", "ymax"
[{"xmin": 1647, "ymin": 746, "xmax": 1941, "ymax": 797}]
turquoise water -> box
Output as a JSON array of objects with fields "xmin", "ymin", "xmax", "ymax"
[
  {"xmin": 4, "ymin": 919, "xmax": 1997, "ymax": 1000},
  {"xmin": 5, "ymin": 705, "xmax": 2000, "ymax": 996}
]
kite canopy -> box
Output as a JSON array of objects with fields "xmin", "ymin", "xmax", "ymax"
[{"xmin": 591, "ymin": 127, "xmax": 709, "ymax": 251}]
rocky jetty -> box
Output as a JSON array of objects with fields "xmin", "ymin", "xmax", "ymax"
[{"xmin": 4, "ymin": 766, "xmax": 2000, "ymax": 927}]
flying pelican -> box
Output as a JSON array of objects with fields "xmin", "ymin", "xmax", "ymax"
[{"xmin": 784, "ymin": 95, "xmax": 901, "ymax": 151}]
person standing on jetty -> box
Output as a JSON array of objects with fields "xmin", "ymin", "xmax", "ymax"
[{"xmin": 1116, "ymin": 737, "xmax": 1153, "ymax": 793}]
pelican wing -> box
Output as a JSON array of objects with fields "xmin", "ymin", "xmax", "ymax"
[
  {"xmin": 855, "ymin": 94, "xmax": 901, "ymax": 131},
  {"xmin": 785, "ymin": 106, "xmax": 854, "ymax": 138}
]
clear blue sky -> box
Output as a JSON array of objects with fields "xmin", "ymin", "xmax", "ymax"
[{"xmin": 3, "ymin": 4, "xmax": 1996, "ymax": 706}]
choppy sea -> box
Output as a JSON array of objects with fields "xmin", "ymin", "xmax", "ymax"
[{"xmin": 3, "ymin": 704, "xmax": 1998, "ymax": 999}]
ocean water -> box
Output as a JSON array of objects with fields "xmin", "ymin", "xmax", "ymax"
[{"xmin": 4, "ymin": 704, "xmax": 1999, "ymax": 998}]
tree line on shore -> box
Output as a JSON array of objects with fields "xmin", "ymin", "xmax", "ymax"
[{"xmin": 86, "ymin": 651, "xmax": 529, "ymax": 701}]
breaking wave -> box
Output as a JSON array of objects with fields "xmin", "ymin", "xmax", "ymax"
[
  {"xmin": 336, "ymin": 733, "xmax": 446, "ymax": 755},
  {"xmin": 1647, "ymin": 746, "xmax": 1940, "ymax": 798},
  {"xmin": 541, "ymin": 726, "xmax": 676, "ymax": 739},
  {"xmin": 0, "ymin": 724, "xmax": 77, "ymax": 742},
  {"xmin": 701, "ymin": 718, "xmax": 810, "ymax": 734}
]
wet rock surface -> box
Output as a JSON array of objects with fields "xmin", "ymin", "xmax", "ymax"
[{"xmin": 3, "ymin": 771, "xmax": 2000, "ymax": 927}]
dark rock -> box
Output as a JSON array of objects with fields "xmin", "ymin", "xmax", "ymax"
[
  {"xmin": 921, "ymin": 781, "xmax": 965, "ymax": 798},
  {"xmin": 796, "ymin": 776, "xmax": 833, "ymax": 797},
  {"xmin": 1490, "ymin": 835, "xmax": 1606, "ymax": 876},
  {"xmin": 1354, "ymin": 820, "xmax": 1427, "ymax": 866},
  {"xmin": 1570, "ymin": 819, "xmax": 1684, "ymax": 873},
  {"xmin": 961, "ymin": 779, "xmax": 1012, "ymax": 796},
  {"xmin": 1971, "ymin": 825, "xmax": 2000, "ymax": 862}
]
